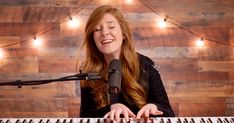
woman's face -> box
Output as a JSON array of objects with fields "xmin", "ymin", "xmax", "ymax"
[{"xmin": 93, "ymin": 13, "xmax": 123, "ymax": 60}]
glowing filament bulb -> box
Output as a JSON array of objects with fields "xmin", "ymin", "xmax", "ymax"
[
  {"xmin": 0, "ymin": 49, "xmax": 4, "ymax": 59},
  {"xmin": 33, "ymin": 37, "xmax": 42, "ymax": 47},
  {"xmin": 68, "ymin": 17, "xmax": 80, "ymax": 28},
  {"xmin": 158, "ymin": 18, "xmax": 167, "ymax": 28},
  {"xmin": 196, "ymin": 38, "xmax": 204, "ymax": 47},
  {"xmin": 126, "ymin": 0, "xmax": 133, "ymax": 4}
]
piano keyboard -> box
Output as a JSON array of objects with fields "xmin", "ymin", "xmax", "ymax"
[{"xmin": 0, "ymin": 117, "xmax": 233, "ymax": 123}]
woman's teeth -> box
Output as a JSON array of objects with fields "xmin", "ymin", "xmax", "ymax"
[{"xmin": 102, "ymin": 39, "xmax": 113, "ymax": 44}]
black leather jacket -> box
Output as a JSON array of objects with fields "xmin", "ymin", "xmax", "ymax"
[{"xmin": 80, "ymin": 53, "xmax": 175, "ymax": 117}]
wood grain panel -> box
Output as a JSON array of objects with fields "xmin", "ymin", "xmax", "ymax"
[
  {"xmin": 38, "ymin": 48, "xmax": 78, "ymax": 58},
  {"xmin": 0, "ymin": 73, "xmax": 74, "ymax": 81},
  {"xmin": 0, "ymin": 7, "xmax": 23, "ymax": 23},
  {"xmin": 137, "ymin": 47, "xmax": 198, "ymax": 59},
  {"xmin": 0, "ymin": 99, "xmax": 68, "ymax": 112},
  {"xmin": 0, "ymin": 56, "xmax": 38, "ymax": 73},
  {"xmin": 0, "ymin": 81, "xmax": 77, "ymax": 98},
  {"xmin": 152, "ymin": 58, "xmax": 198, "ymax": 72},
  {"xmin": 0, "ymin": 112, "xmax": 68, "ymax": 118},
  {"xmin": 4, "ymin": 48, "xmax": 38, "ymax": 57},
  {"xmin": 165, "ymin": 80, "xmax": 234, "ymax": 97},
  {"xmin": 0, "ymin": 0, "xmax": 85, "ymax": 7},
  {"xmin": 198, "ymin": 61, "xmax": 234, "ymax": 72},
  {"xmin": 123, "ymin": 0, "xmax": 234, "ymax": 26},
  {"xmin": 38, "ymin": 36, "xmax": 83, "ymax": 48},
  {"xmin": 39, "ymin": 58, "xmax": 77, "ymax": 73},
  {"xmin": 198, "ymin": 47, "xmax": 234, "ymax": 61},
  {"xmin": 160, "ymin": 71, "xmax": 229, "ymax": 81},
  {"xmin": 170, "ymin": 97, "xmax": 227, "ymax": 116},
  {"xmin": 230, "ymin": 26, "xmax": 234, "ymax": 45},
  {"xmin": 0, "ymin": 23, "xmax": 60, "ymax": 36},
  {"xmin": 0, "ymin": 36, "xmax": 20, "ymax": 48},
  {"xmin": 133, "ymin": 27, "xmax": 228, "ymax": 47}
]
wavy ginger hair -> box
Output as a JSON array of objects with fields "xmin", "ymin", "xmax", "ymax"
[{"xmin": 80, "ymin": 5, "xmax": 146, "ymax": 109}]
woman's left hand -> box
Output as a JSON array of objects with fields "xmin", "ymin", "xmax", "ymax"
[{"xmin": 136, "ymin": 103, "xmax": 163, "ymax": 119}]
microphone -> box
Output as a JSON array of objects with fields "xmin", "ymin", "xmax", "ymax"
[{"xmin": 108, "ymin": 59, "xmax": 122, "ymax": 96}]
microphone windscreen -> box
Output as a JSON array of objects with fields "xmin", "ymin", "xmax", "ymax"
[{"xmin": 108, "ymin": 59, "xmax": 122, "ymax": 91}]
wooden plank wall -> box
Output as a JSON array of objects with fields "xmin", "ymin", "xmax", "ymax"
[{"xmin": 0, "ymin": 0, "xmax": 233, "ymax": 117}]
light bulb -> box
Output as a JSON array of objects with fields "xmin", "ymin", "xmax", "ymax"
[
  {"xmin": 196, "ymin": 38, "xmax": 204, "ymax": 47},
  {"xmin": 68, "ymin": 17, "xmax": 80, "ymax": 28},
  {"xmin": 157, "ymin": 18, "xmax": 167, "ymax": 28},
  {"xmin": 0, "ymin": 49, "xmax": 4, "ymax": 59},
  {"xmin": 126, "ymin": 0, "xmax": 133, "ymax": 4},
  {"xmin": 33, "ymin": 37, "xmax": 43, "ymax": 47}
]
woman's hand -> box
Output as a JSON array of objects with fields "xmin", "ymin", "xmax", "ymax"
[
  {"xmin": 136, "ymin": 103, "xmax": 163, "ymax": 119},
  {"xmin": 104, "ymin": 103, "xmax": 136, "ymax": 122}
]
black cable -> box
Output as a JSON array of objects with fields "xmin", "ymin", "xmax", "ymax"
[{"xmin": 138, "ymin": 0, "xmax": 234, "ymax": 47}]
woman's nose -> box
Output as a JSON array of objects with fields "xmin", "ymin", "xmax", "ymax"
[{"xmin": 101, "ymin": 28, "xmax": 109, "ymax": 36}]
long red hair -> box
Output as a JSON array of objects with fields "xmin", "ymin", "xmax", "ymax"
[{"xmin": 80, "ymin": 5, "xmax": 146, "ymax": 109}]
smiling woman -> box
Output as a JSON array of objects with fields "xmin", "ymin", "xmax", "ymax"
[
  {"xmin": 79, "ymin": 5, "xmax": 175, "ymax": 122},
  {"xmin": 93, "ymin": 13, "xmax": 124, "ymax": 62}
]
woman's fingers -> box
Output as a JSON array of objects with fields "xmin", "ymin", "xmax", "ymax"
[
  {"xmin": 137, "ymin": 104, "xmax": 163, "ymax": 119},
  {"xmin": 104, "ymin": 103, "xmax": 136, "ymax": 122}
]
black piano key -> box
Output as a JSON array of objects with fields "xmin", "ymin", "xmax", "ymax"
[
  {"xmin": 110, "ymin": 120, "xmax": 114, "ymax": 123},
  {"xmin": 46, "ymin": 119, "xmax": 50, "ymax": 123},
  {"xmin": 22, "ymin": 119, "xmax": 27, "ymax": 123},
  {"xmin": 16, "ymin": 119, "xmax": 21, "ymax": 123},
  {"xmin": 62, "ymin": 119, "xmax": 67, "ymax": 123},
  {"xmin": 161, "ymin": 119, "xmax": 165, "ymax": 123},
  {"xmin": 79, "ymin": 119, "xmax": 83, "ymax": 123},
  {"xmin": 0, "ymin": 120, "xmax": 4, "ymax": 123},
  {"xmin": 86, "ymin": 119, "xmax": 90, "ymax": 123},
  {"xmin": 224, "ymin": 118, "xmax": 230, "ymax": 123},
  {"xmin": 29, "ymin": 119, "xmax": 34, "ymax": 123},
  {"xmin": 184, "ymin": 118, "xmax": 189, "ymax": 123},
  {"xmin": 39, "ymin": 119, "xmax": 44, "ymax": 123},
  {"xmin": 103, "ymin": 119, "xmax": 107, "ymax": 123},
  {"xmin": 208, "ymin": 118, "xmax": 213, "ymax": 123},
  {"xmin": 218, "ymin": 118, "xmax": 223, "ymax": 123},
  {"xmin": 56, "ymin": 119, "xmax": 61, "ymax": 123},
  {"xmin": 6, "ymin": 120, "xmax": 11, "ymax": 123},
  {"xmin": 68, "ymin": 119, "xmax": 73, "ymax": 123},
  {"xmin": 190, "ymin": 118, "xmax": 195, "ymax": 123},
  {"xmin": 167, "ymin": 119, "xmax": 172, "ymax": 123},
  {"xmin": 150, "ymin": 118, "xmax": 154, "ymax": 123},
  {"xmin": 177, "ymin": 118, "xmax": 182, "ymax": 123},
  {"xmin": 201, "ymin": 118, "xmax": 205, "ymax": 123},
  {"xmin": 120, "ymin": 119, "xmax": 124, "ymax": 123},
  {"xmin": 127, "ymin": 119, "xmax": 131, "ymax": 123},
  {"xmin": 231, "ymin": 118, "xmax": 234, "ymax": 123},
  {"xmin": 96, "ymin": 119, "xmax": 100, "ymax": 123}
]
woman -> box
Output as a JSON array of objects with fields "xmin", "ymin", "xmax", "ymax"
[{"xmin": 79, "ymin": 5, "xmax": 175, "ymax": 121}]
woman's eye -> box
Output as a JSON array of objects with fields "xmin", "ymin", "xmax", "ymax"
[
  {"xmin": 109, "ymin": 26, "xmax": 115, "ymax": 29},
  {"xmin": 94, "ymin": 28, "xmax": 101, "ymax": 32}
]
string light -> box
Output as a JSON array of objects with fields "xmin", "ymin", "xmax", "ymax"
[
  {"xmin": 157, "ymin": 18, "xmax": 167, "ymax": 28},
  {"xmin": 196, "ymin": 38, "xmax": 204, "ymax": 47},
  {"xmin": 68, "ymin": 16, "xmax": 80, "ymax": 28},
  {"xmin": 0, "ymin": 0, "xmax": 233, "ymax": 52},
  {"xmin": 0, "ymin": 49, "xmax": 4, "ymax": 59},
  {"xmin": 126, "ymin": 0, "xmax": 133, "ymax": 4},
  {"xmin": 138, "ymin": 0, "xmax": 234, "ymax": 47},
  {"xmin": 33, "ymin": 36, "xmax": 43, "ymax": 47}
]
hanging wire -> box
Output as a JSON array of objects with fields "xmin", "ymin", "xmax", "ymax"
[
  {"xmin": 138, "ymin": 0, "xmax": 234, "ymax": 47},
  {"xmin": 0, "ymin": 0, "xmax": 94, "ymax": 49}
]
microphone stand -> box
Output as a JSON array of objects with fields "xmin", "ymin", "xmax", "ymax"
[{"xmin": 0, "ymin": 73, "xmax": 102, "ymax": 88}]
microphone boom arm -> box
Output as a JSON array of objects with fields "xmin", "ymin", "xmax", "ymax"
[{"xmin": 0, "ymin": 73, "xmax": 102, "ymax": 88}]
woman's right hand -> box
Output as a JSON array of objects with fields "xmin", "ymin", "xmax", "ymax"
[{"xmin": 104, "ymin": 103, "xmax": 136, "ymax": 122}]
